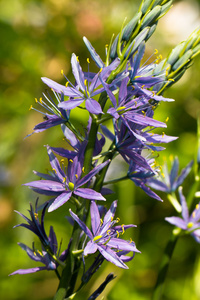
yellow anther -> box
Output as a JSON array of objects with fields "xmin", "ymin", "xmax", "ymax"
[
  {"xmin": 162, "ymin": 132, "xmax": 165, "ymax": 138},
  {"xmin": 62, "ymin": 177, "xmax": 66, "ymax": 183},
  {"xmin": 82, "ymin": 167, "xmax": 85, "ymax": 173},
  {"xmin": 134, "ymin": 101, "xmax": 137, "ymax": 106},
  {"xmin": 87, "ymin": 58, "xmax": 90, "ymax": 63},
  {"xmin": 187, "ymin": 222, "xmax": 194, "ymax": 229},
  {"xmin": 34, "ymin": 251, "xmax": 37, "ymax": 256},
  {"xmin": 68, "ymin": 182, "xmax": 75, "ymax": 191},
  {"xmin": 52, "ymin": 168, "xmax": 57, "ymax": 174},
  {"xmin": 105, "ymin": 44, "xmax": 108, "ymax": 48},
  {"xmin": 116, "ymin": 217, "xmax": 120, "ymax": 223},
  {"xmin": 152, "ymin": 91, "xmax": 155, "ymax": 97},
  {"xmin": 93, "ymin": 235, "xmax": 102, "ymax": 242},
  {"xmin": 99, "ymin": 68, "xmax": 102, "ymax": 73},
  {"xmin": 117, "ymin": 106, "xmax": 126, "ymax": 111},
  {"xmin": 169, "ymin": 154, "xmax": 173, "ymax": 161},
  {"xmin": 196, "ymin": 204, "xmax": 199, "ymax": 210},
  {"xmin": 168, "ymin": 78, "xmax": 175, "ymax": 82},
  {"xmin": 87, "ymin": 91, "xmax": 90, "ymax": 97},
  {"xmin": 35, "ymin": 98, "xmax": 38, "ymax": 103},
  {"xmin": 141, "ymin": 85, "xmax": 145, "ymax": 89},
  {"xmin": 192, "ymin": 211, "xmax": 196, "ymax": 218},
  {"xmin": 159, "ymin": 54, "xmax": 162, "ymax": 60},
  {"xmin": 100, "ymin": 218, "xmax": 103, "ymax": 225},
  {"xmin": 154, "ymin": 49, "xmax": 158, "ymax": 55},
  {"xmin": 39, "ymin": 97, "xmax": 43, "ymax": 104},
  {"xmin": 69, "ymin": 159, "xmax": 73, "ymax": 163},
  {"xmin": 111, "ymin": 216, "xmax": 114, "ymax": 221},
  {"xmin": 61, "ymin": 159, "xmax": 65, "ymax": 164},
  {"xmin": 165, "ymin": 70, "xmax": 168, "ymax": 76},
  {"xmin": 75, "ymin": 174, "xmax": 78, "ymax": 179},
  {"xmin": 107, "ymin": 229, "xmax": 111, "ymax": 234},
  {"xmin": 129, "ymin": 238, "xmax": 133, "ymax": 243},
  {"xmin": 29, "ymin": 105, "xmax": 33, "ymax": 111},
  {"xmin": 142, "ymin": 111, "xmax": 146, "ymax": 117},
  {"xmin": 37, "ymin": 250, "xmax": 43, "ymax": 256},
  {"xmin": 121, "ymin": 224, "xmax": 125, "ymax": 235},
  {"xmin": 161, "ymin": 172, "xmax": 165, "ymax": 178},
  {"xmin": 84, "ymin": 79, "xmax": 87, "ymax": 86},
  {"xmin": 34, "ymin": 213, "xmax": 38, "ymax": 220},
  {"xmin": 116, "ymin": 231, "xmax": 120, "ymax": 238},
  {"xmin": 61, "ymin": 69, "xmax": 64, "ymax": 75},
  {"xmin": 76, "ymin": 56, "xmax": 79, "ymax": 62},
  {"xmin": 150, "ymin": 132, "xmax": 154, "ymax": 136},
  {"xmin": 165, "ymin": 117, "xmax": 169, "ymax": 122},
  {"xmin": 65, "ymin": 81, "xmax": 69, "ymax": 87}
]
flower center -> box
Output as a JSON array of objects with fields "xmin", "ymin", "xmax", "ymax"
[
  {"xmin": 68, "ymin": 182, "xmax": 75, "ymax": 191},
  {"xmin": 187, "ymin": 222, "xmax": 194, "ymax": 229}
]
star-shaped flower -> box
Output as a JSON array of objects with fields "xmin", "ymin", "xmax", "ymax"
[
  {"xmin": 70, "ymin": 200, "xmax": 140, "ymax": 269},
  {"xmin": 165, "ymin": 187, "xmax": 200, "ymax": 243},
  {"xmin": 24, "ymin": 146, "xmax": 109, "ymax": 212}
]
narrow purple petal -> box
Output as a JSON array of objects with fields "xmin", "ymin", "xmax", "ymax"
[
  {"xmin": 85, "ymin": 98, "xmax": 103, "ymax": 114},
  {"xmin": 97, "ymin": 244, "xmax": 128, "ymax": 269},
  {"xmin": 59, "ymin": 99, "xmax": 84, "ymax": 110},
  {"xmin": 179, "ymin": 187, "xmax": 189, "ymax": 222},
  {"xmin": 69, "ymin": 209, "xmax": 93, "ymax": 239},
  {"xmin": 46, "ymin": 146, "xmax": 65, "ymax": 182},
  {"xmin": 77, "ymin": 160, "xmax": 110, "ymax": 187},
  {"xmin": 165, "ymin": 216, "xmax": 187, "ymax": 229},
  {"xmin": 106, "ymin": 238, "xmax": 140, "ymax": 252},
  {"xmin": 9, "ymin": 267, "xmax": 47, "ymax": 275},
  {"xmin": 71, "ymin": 53, "xmax": 85, "ymax": 91},
  {"xmin": 23, "ymin": 180, "xmax": 65, "ymax": 193},
  {"xmin": 74, "ymin": 188, "xmax": 106, "ymax": 201},
  {"xmin": 48, "ymin": 191, "xmax": 72, "ymax": 212},
  {"xmin": 84, "ymin": 240, "xmax": 98, "ymax": 255},
  {"xmin": 90, "ymin": 201, "xmax": 101, "ymax": 235}
]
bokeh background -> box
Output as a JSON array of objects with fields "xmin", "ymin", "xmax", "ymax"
[{"xmin": 1, "ymin": 0, "xmax": 200, "ymax": 299}]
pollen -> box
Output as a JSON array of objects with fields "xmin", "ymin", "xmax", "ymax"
[
  {"xmin": 196, "ymin": 204, "xmax": 199, "ymax": 210},
  {"xmin": 76, "ymin": 56, "xmax": 79, "ymax": 62},
  {"xmin": 29, "ymin": 105, "xmax": 33, "ymax": 111},
  {"xmin": 65, "ymin": 82, "xmax": 69, "ymax": 87},
  {"xmin": 93, "ymin": 235, "xmax": 102, "ymax": 242},
  {"xmin": 116, "ymin": 217, "xmax": 120, "ymax": 223},
  {"xmin": 187, "ymin": 222, "xmax": 194, "ymax": 229},
  {"xmin": 87, "ymin": 58, "xmax": 90, "ymax": 63},
  {"xmin": 62, "ymin": 177, "xmax": 66, "ymax": 183},
  {"xmin": 162, "ymin": 132, "xmax": 165, "ymax": 138},
  {"xmin": 35, "ymin": 98, "xmax": 38, "ymax": 103},
  {"xmin": 61, "ymin": 69, "xmax": 64, "ymax": 75},
  {"xmin": 69, "ymin": 159, "xmax": 73, "ymax": 163},
  {"xmin": 61, "ymin": 159, "xmax": 65, "ymax": 164},
  {"xmin": 152, "ymin": 91, "xmax": 155, "ymax": 97},
  {"xmin": 68, "ymin": 182, "xmax": 75, "ymax": 191},
  {"xmin": 99, "ymin": 68, "xmax": 102, "ymax": 73},
  {"xmin": 165, "ymin": 117, "xmax": 169, "ymax": 122},
  {"xmin": 116, "ymin": 231, "xmax": 119, "ymax": 238},
  {"xmin": 34, "ymin": 213, "xmax": 38, "ymax": 220},
  {"xmin": 100, "ymin": 218, "xmax": 103, "ymax": 225},
  {"xmin": 121, "ymin": 224, "xmax": 125, "ymax": 234},
  {"xmin": 75, "ymin": 174, "xmax": 78, "ymax": 179},
  {"xmin": 154, "ymin": 49, "xmax": 158, "ymax": 55},
  {"xmin": 82, "ymin": 167, "xmax": 85, "ymax": 173},
  {"xmin": 141, "ymin": 85, "xmax": 145, "ymax": 89},
  {"xmin": 52, "ymin": 168, "xmax": 57, "ymax": 174},
  {"xmin": 84, "ymin": 79, "xmax": 87, "ymax": 86},
  {"xmin": 39, "ymin": 97, "xmax": 43, "ymax": 104}
]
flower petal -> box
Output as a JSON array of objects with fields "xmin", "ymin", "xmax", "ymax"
[
  {"xmin": 48, "ymin": 191, "xmax": 72, "ymax": 212},
  {"xmin": 69, "ymin": 209, "xmax": 93, "ymax": 239}
]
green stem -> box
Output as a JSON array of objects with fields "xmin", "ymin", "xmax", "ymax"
[{"xmin": 152, "ymin": 232, "xmax": 178, "ymax": 300}]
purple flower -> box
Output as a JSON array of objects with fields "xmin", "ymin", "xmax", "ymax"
[
  {"xmin": 9, "ymin": 227, "xmax": 68, "ymax": 275},
  {"xmin": 24, "ymin": 146, "xmax": 109, "ymax": 212},
  {"xmin": 30, "ymin": 91, "xmax": 70, "ymax": 133},
  {"xmin": 165, "ymin": 187, "xmax": 200, "ymax": 243},
  {"xmin": 41, "ymin": 53, "xmax": 120, "ymax": 115},
  {"xmin": 147, "ymin": 157, "xmax": 193, "ymax": 193},
  {"xmin": 70, "ymin": 201, "xmax": 140, "ymax": 269},
  {"xmin": 9, "ymin": 202, "xmax": 68, "ymax": 275}
]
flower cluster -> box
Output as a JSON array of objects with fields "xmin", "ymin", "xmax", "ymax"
[{"xmin": 10, "ymin": 1, "xmax": 200, "ymax": 299}]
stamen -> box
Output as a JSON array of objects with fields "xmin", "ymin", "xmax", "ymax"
[
  {"xmin": 34, "ymin": 213, "xmax": 38, "ymax": 220},
  {"xmin": 82, "ymin": 167, "xmax": 85, "ymax": 173},
  {"xmin": 75, "ymin": 174, "xmax": 78, "ymax": 179},
  {"xmin": 87, "ymin": 58, "xmax": 90, "ymax": 63},
  {"xmin": 121, "ymin": 224, "xmax": 125, "ymax": 235},
  {"xmin": 52, "ymin": 168, "xmax": 57, "ymax": 174},
  {"xmin": 165, "ymin": 117, "xmax": 169, "ymax": 122},
  {"xmin": 116, "ymin": 231, "xmax": 119, "ymax": 238},
  {"xmin": 93, "ymin": 235, "xmax": 102, "ymax": 242}
]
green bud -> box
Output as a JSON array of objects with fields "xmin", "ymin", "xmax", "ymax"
[
  {"xmin": 140, "ymin": 0, "xmax": 153, "ymax": 15},
  {"xmin": 141, "ymin": 6, "xmax": 161, "ymax": 29},
  {"xmin": 167, "ymin": 42, "xmax": 186, "ymax": 66},
  {"xmin": 122, "ymin": 12, "xmax": 142, "ymax": 41},
  {"xmin": 172, "ymin": 49, "xmax": 193, "ymax": 71}
]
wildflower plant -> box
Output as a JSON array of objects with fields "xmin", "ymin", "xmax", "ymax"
[{"xmin": 10, "ymin": 0, "xmax": 200, "ymax": 299}]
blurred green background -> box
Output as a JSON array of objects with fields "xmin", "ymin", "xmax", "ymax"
[{"xmin": 1, "ymin": 0, "xmax": 200, "ymax": 299}]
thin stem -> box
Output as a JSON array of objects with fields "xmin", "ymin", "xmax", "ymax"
[{"xmin": 152, "ymin": 232, "xmax": 178, "ymax": 300}]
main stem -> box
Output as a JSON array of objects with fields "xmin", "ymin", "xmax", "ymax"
[{"xmin": 151, "ymin": 232, "xmax": 178, "ymax": 300}]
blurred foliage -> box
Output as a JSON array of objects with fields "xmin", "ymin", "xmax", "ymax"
[{"xmin": 0, "ymin": 0, "xmax": 200, "ymax": 299}]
